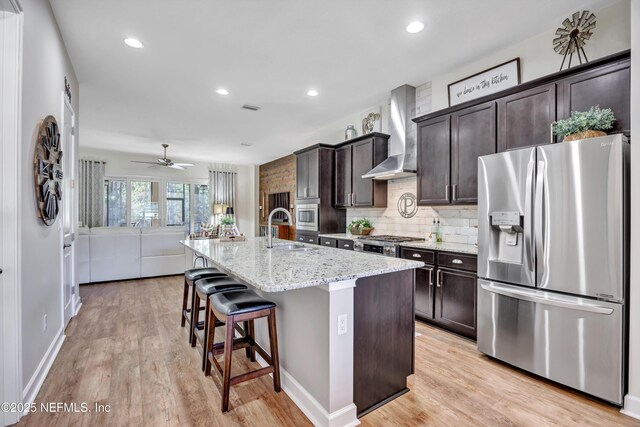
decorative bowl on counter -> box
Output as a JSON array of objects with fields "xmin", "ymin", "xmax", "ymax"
[{"xmin": 350, "ymin": 226, "xmax": 374, "ymax": 236}]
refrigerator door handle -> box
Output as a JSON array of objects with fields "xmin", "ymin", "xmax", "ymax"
[
  {"xmin": 535, "ymin": 160, "xmax": 546, "ymax": 283},
  {"xmin": 524, "ymin": 158, "xmax": 535, "ymax": 276},
  {"xmin": 480, "ymin": 283, "xmax": 614, "ymax": 315}
]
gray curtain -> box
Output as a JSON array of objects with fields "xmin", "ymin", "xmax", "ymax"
[
  {"xmin": 209, "ymin": 170, "xmax": 237, "ymax": 214},
  {"xmin": 79, "ymin": 159, "xmax": 105, "ymax": 227}
]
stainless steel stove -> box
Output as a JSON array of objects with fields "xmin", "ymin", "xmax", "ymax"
[{"xmin": 353, "ymin": 235, "xmax": 424, "ymax": 257}]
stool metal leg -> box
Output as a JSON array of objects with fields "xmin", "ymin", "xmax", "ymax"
[
  {"xmin": 268, "ymin": 309, "xmax": 281, "ymax": 393},
  {"xmin": 222, "ymin": 315, "xmax": 235, "ymax": 412}
]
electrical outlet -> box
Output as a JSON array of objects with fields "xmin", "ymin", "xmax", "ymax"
[
  {"xmin": 463, "ymin": 219, "xmax": 470, "ymax": 228},
  {"xmin": 337, "ymin": 314, "xmax": 348, "ymax": 336},
  {"xmin": 43, "ymin": 314, "xmax": 47, "ymax": 332}
]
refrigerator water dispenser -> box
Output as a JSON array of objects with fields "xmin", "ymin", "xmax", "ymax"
[{"xmin": 489, "ymin": 211, "xmax": 524, "ymax": 263}]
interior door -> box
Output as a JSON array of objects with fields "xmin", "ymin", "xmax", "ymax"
[
  {"xmin": 536, "ymin": 137, "xmax": 627, "ymax": 300},
  {"xmin": 62, "ymin": 99, "xmax": 75, "ymax": 327}
]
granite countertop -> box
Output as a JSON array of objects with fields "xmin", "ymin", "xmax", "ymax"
[
  {"xmin": 399, "ymin": 241, "xmax": 478, "ymax": 255},
  {"xmin": 181, "ymin": 236, "xmax": 423, "ymax": 292},
  {"xmin": 318, "ymin": 233, "xmax": 356, "ymax": 240}
]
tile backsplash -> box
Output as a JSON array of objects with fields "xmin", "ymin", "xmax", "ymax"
[{"xmin": 346, "ymin": 177, "xmax": 478, "ymax": 245}]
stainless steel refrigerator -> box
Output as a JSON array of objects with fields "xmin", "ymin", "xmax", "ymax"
[{"xmin": 477, "ymin": 134, "xmax": 630, "ymax": 405}]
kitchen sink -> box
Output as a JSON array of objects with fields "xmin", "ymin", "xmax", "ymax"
[{"xmin": 273, "ymin": 244, "xmax": 318, "ymax": 252}]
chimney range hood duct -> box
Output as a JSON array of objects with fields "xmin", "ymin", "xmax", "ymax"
[{"xmin": 362, "ymin": 84, "xmax": 417, "ymax": 180}]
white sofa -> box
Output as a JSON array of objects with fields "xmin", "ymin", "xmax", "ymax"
[{"xmin": 78, "ymin": 227, "xmax": 187, "ymax": 284}]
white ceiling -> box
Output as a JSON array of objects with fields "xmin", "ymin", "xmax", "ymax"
[{"xmin": 50, "ymin": 0, "xmax": 616, "ymax": 165}]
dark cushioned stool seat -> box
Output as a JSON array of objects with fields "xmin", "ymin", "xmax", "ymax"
[
  {"xmin": 195, "ymin": 278, "xmax": 247, "ymax": 296},
  {"xmin": 210, "ymin": 289, "xmax": 276, "ymax": 316},
  {"xmin": 185, "ymin": 267, "xmax": 226, "ymax": 285}
]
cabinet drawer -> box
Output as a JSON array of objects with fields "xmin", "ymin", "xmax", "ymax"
[
  {"xmin": 297, "ymin": 235, "xmax": 319, "ymax": 245},
  {"xmin": 320, "ymin": 237, "xmax": 338, "ymax": 248},
  {"xmin": 437, "ymin": 252, "xmax": 477, "ymax": 272},
  {"xmin": 337, "ymin": 239, "xmax": 354, "ymax": 250},
  {"xmin": 400, "ymin": 247, "xmax": 435, "ymax": 264}
]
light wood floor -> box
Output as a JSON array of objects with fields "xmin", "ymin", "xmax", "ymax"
[{"xmin": 17, "ymin": 276, "xmax": 640, "ymax": 427}]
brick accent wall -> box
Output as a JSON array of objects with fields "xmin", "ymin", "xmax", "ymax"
[{"xmin": 258, "ymin": 154, "xmax": 296, "ymax": 232}]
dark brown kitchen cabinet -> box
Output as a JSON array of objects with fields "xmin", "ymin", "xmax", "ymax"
[
  {"xmin": 334, "ymin": 133, "xmax": 388, "ymax": 208},
  {"xmin": 335, "ymin": 145, "xmax": 352, "ymax": 208},
  {"xmin": 417, "ymin": 116, "xmax": 450, "ymax": 205},
  {"xmin": 415, "ymin": 266, "xmax": 435, "ymax": 319},
  {"xmin": 451, "ymin": 101, "xmax": 496, "ymax": 203},
  {"xmin": 435, "ymin": 268, "xmax": 477, "ymax": 340},
  {"xmin": 296, "ymin": 149, "xmax": 319, "ymax": 200},
  {"xmin": 320, "ymin": 237, "xmax": 338, "ymax": 248},
  {"xmin": 558, "ymin": 59, "xmax": 631, "ymax": 137},
  {"xmin": 497, "ymin": 83, "xmax": 557, "ymax": 151}
]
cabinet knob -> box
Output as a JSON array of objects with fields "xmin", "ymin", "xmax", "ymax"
[
  {"xmin": 412, "ymin": 253, "xmax": 422, "ymax": 258},
  {"xmin": 452, "ymin": 259, "xmax": 463, "ymax": 264}
]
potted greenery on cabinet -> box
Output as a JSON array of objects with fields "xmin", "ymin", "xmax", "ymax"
[{"xmin": 552, "ymin": 106, "xmax": 616, "ymax": 142}]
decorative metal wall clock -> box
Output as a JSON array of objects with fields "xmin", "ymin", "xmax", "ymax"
[
  {"xmin": 34, "ymin": 116, "xmax": 63, "ymax": 226},
  {"xmin": 554, "ymin": 11, "xmax": 596, "ymax": 71}
]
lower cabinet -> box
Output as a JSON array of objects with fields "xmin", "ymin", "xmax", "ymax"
[
  {"xmin": 401, "ymin": 247, "xmax": 477, "ymax": 340},
  {"xmin": 435, "ymin": 268, "xmax": 477, "ymax": 339},
  {"xmin": 297, "ymin": 234, "xmax": 319, "ymax": 245},
  {"xmin": 320, "ymin": 237, "xmax": 338, "ymax": 248},
  {"xmin": 415, "ymin": 266, "xmax": 435, "ymax": 319}
]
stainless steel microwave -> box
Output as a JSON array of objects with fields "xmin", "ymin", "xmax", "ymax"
[{"xmin": 295, "ymin": 203, "xmax": 318, "ymax": 232}]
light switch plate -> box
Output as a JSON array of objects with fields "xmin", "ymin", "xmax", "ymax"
[{"xmin": 337, "ymin": 314, "xmax": 348, "ymax": 336}]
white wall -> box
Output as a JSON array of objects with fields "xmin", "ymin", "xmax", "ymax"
[
  {"xmin": 430, "ymin": 0, "xmax": 631, "ymax": 111},
  {"xmin": 20, "ymin": 0, "xmax": 80, "ymax": 396},
  {"xmin": 624, "ymin": 0, "xmax": 640, "ymax": 419},
  {"xmin": 79, "ymin": 147, "xmax": 258, "ymax": 236}
]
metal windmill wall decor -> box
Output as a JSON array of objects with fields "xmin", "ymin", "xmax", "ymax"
[{"xmin": 553, "ymin": 11, "xmax": 596, "ymax": 71}]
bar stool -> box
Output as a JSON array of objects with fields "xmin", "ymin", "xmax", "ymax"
[
  {"xmin": 206, "ymin": 289, "xmax": 281, "ymax": 412},
  {"xmin": 182, "ymin": 267, "xmax": 227, "ymax": 343},
  {"xmin": 192, "ymin": 277, "xmax": 247, "ymax": 370}
]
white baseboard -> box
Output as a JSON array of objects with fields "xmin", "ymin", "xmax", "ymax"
[
  {"xmin": 255, "ymin": 354, "xmax": 360, "ymax": 427},
  {"xmin": 73, "ymin": 296, "xmax": 82, "ymax": 316},
  {"xmin": 22, "ymin": 327, "xmax": 65, "ymax": 410},
  {"xmin": 622, "ymin": 394, "xmax": 640, "ymax": 420}
]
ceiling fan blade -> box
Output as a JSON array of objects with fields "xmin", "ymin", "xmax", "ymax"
[
  {"xmin": 173, "ymin": 163, "xmax": 195, "ymax": 167},
  {"xmin": 169, "ymin": 164, "xmax": 185, "ymax": 170},
  {"xmin": 131, "ymin": 161, "xmax": 160, "ymax": 165}
]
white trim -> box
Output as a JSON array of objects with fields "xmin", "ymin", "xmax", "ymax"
[
  {"xmin": 60, "ymin": 94, "xmax": 76, "ymax": 325},
  {"xmin": 319, "ymin": 279, "xmax": 357, "ymax": 293},
  {"xmin": 255, "ymin": 353, "xmax": 360, "ymax": 427},
  {"xmin": 72, "ymin": 299, "xmax": 82, "ymax": 316},
  {"xmin": 622, "ymin": 394, "xmax": 640, "ymax": 420},
  {"xmin": 1, "ymin": 2, "xmax": 23, "ymax": 425},
  {"xmin": 22, "ymin": 327, "xmax": 65, "ymax": 409}
]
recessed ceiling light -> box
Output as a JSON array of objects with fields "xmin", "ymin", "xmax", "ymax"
[
  {"xmin": 406, "ymin": 21, "xmax": 424, "ymax": 34},
  {"xmin": 307, "ymin": 89, "xmax": 319, "ymax": 97},
  {"xmin": 124, "ymin": 38, "xmax": 144, "ymax": 48},
  {"xmin": 216, "ymin": 88, "xmax": 230, "ymax": 96}
]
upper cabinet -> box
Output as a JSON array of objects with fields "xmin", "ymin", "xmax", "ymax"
[
  {"xmin": 296, "ymin": 149, "xmax": 319, "ymax": 200},
  {"xmin": 334, "ymin": 133, "xmax": 388, "ymax": 208},
  {"xmin": 414, "ymin": 50, "xmax": 630, "ymax": 206},
  {"xmin": 558, "ymin": 60, "xmax": 631, "ymax": 137},
  {"xmin": 497, "ymin": 83, "xmax": 557, "ymax": 151},
  {"xmin": 417, "ymin": 117, "xmax": 450, "ymax": 205},
  {"xmin": 417, "ymin": 102, "xmax": 496, "ymax": 205}
]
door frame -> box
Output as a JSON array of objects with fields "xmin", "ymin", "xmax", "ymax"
[
  {"xmin": 60, "ymin": 94, "xmax": 77, "ymax": 324},
  {"xmin": 1, "ymin": 1, "xmax": 24, "ymax": 425}
]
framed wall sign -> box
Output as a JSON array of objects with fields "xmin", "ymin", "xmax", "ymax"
[{"xmin": 448, "ymin": 58, "xmax": 521, "ymax": 106}]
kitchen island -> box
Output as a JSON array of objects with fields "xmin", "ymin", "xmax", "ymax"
[{"xmin": 182, "ymin": 237, "xmax": 423, "ymax": 426}]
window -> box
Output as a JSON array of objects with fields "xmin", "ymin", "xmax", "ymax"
[
  {"xmin": 193, "ymin": 184, "xmax": 210, "ymax": 232},
  {"xmin": 104, "ymin": 179, "xmax": 127, "ymax": 227},
  {"xmin": 166, "ymin": 182, "xmax": 190, "ymax": 227},
  {"xmin": 131, "ymin": 181, "xmax": 160, "ymax": 227}
]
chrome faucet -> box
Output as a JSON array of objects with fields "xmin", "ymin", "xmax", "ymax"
[{"xmin": 267, "ymin": 208, "xmax": 293, "ymax": 248}]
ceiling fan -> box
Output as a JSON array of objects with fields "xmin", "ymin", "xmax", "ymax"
[{"xmin": 130, "ymin": 144, "xmax": 195, "ymax": 170}]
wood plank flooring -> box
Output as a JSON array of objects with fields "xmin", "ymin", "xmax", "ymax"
[{"xmin": 17, "ymin": 276, "xmax": 640, "ymax": 427}]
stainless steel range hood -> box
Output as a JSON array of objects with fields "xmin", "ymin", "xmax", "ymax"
[{"xmin": 362, "ymin": 84, "xmax": 416, "ymax": 180}]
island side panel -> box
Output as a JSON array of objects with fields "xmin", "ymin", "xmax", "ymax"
[{"xmin": 353, "ymin": 269, "xmax": 415, "ymax": 417}]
